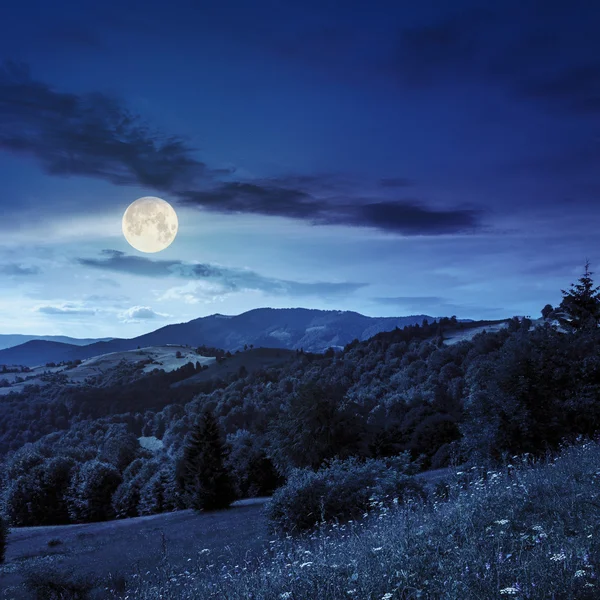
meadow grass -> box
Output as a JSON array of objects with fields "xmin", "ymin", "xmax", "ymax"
[{"xmin": 120, "ymin": 438, "xmax": 600, "ymax": 599}]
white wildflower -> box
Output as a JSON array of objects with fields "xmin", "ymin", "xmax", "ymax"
[
  {"xmin": 550, "ymin": 553, "xmax": 566, "ymax": 562},
  {"xmin": 575, "ymin": 570, "xmax": 586, "ymax": 578},
  {"xmin": 280, "ymin": 593, "xmax": 293, "ymax": 600},
  {"xmin": 499, "ymin": 587, "xmax": 519, "ymax": 595},
  {"xmin": 495, "ymin": 519, "xmax": 509, "ymax": 525}
]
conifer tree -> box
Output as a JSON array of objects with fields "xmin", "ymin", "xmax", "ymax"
[
  {"xmin": 181, "ymin": 409, "xmax": 235, "ymax": 511},
  {"xmin": 558, "ymin": 261, "xmax": 600, "ymax": 331}
]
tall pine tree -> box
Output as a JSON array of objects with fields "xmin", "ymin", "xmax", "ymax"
[
  {"xmin": 181, "ymin": 408, "xmax": 236, "ymax": 511},
  {"xmin": 558, "ymin": 261, "xmax": 600, "ymax": 332}
]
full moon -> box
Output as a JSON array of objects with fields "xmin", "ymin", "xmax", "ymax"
[{"xmin": 122, "ymin": 196, "xmax": 178, "ymax": 253}]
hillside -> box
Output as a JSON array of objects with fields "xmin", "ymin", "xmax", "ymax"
[
  {"xmin": 0, "ymin": 345, "xmax": 217, "ymax": 396},
  {"xmin": 0, "ymin": 335, "xmax": 113, "ymax": 351},
  {"xmin": 0, "ymin": 308, "xmax": 436, "ymax": 367}
]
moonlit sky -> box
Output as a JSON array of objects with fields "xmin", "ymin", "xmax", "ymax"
[{"xmin": 0, "ymin": 0, "xmax": 598, "ymax": 338}]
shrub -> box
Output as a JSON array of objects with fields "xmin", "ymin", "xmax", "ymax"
[
  {"xmin": 0, "ymin": 514, "xmax": 7, "ymax": 563},
  {"xmin": 21, "ymin": 564, "xmax": 98, "ymax": 600},
  {"xmin": 266, "ymin": 456, "xmax": 426, "ymax": 534}
]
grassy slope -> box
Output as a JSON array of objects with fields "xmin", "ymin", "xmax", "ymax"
[
  {"xmin": 0, "ymin": 499, "xmax": 270, "ymax": 599},
  {"xmin": 124, "ymin": 441, "xmax": 600, "ymax": 600}
]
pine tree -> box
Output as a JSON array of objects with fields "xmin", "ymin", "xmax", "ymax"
[
  {"xmin": 558, "ymin": 261, "xmax": 600, "ymax": 332},
  {"xmin": 181, "ymin": 409, "xmax": 236, "ymax": 511}
]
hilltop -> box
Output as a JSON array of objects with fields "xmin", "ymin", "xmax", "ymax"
[{"xmin": 0, "ymin": 308, "xmax": 437, "ymax": 367}]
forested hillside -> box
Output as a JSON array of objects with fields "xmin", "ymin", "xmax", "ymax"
[{"xmin": 1, "ymin": 265, "xmax": 600, "ymax": 531}]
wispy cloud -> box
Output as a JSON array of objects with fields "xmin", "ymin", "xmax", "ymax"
[
  {"xmin": 36, "ymin": 303, "xmax": 96, "ymax": 315},
  {"xmin": 374, "ymin": 295, "xmax": 446, "ymax": 305},
  {"xmin": 119, "ymin": 305, "xmax": 170, "ymax": 322},
  {"xmin": 0, "ymin": 263, "xmax": 41, "ymax": 276},
  {"xmin": 389, "ymin": 3, "xmax": 600, "ymax": 115},
  {"xmin": 0, "ymin": 61, "xmax": 212, "ymax": 191},
  {"xmin": 76, "ymin": 250, "xmax": 367, "ymax": 298},
  {"xmin": 0, "ymin": 62, "xmax": 484, "ymax": 236},
  {"xmin": 179, "ymin": 184, "xmax": 482, "ymax": 235}
]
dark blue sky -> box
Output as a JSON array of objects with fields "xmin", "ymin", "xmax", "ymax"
[{"xmin": 0, "ymin": 0, "xmax": 598, "ymax": 336}]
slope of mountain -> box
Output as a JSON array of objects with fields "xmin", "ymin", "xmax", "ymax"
[
  {"xmin": 0, "ymin": 308, "xmax": 437, "ymax": 367},
  {"xmin": 0, "ymin": 334, "xmax": 113, "ymax": 351}
]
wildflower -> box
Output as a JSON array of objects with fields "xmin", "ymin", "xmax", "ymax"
[
  {"xmin": 499, "ymin": 587, "xmax": 519, "ymax": 595},
  {"xmin": 382, "ymin": 594, "xmax": 393, "ymax": 600},
  {"xmin": 550, "ymin": 553, "xmax": 566, "ymax": 562},
  {"xmin": 575, "ymin": 570, "xmax": 586, "ymax": 578},
  {"xmin": 495, "ymin": 519, "xmax": 509, "ymax": 526},
  {"xmin": 280, "ymin": 593, "xmax": 293, "ymax": 600},
  {"xmin": 532, "ymin": 525, "xmax": 544, "ymax": 532}
]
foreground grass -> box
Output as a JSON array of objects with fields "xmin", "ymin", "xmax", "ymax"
[
  {"xmin": 123, "ymin": 439, "xmax": 600, "ymax": 599},
  {"xmin": 0, "ymin": 501, "xmax": 269, "ymax": 599}
]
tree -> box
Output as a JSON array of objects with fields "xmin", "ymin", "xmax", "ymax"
[
  {"xmin": 67, "ymin": 460, "xmax": 122, "ymax": 523},
  {"xmin": 4, "ymin": 457, "xmax": 75, "ymax": 526},
  {"xmin": 269, "ymin": 382, "xmax": 366, "ymax": 474},
  {"xmin": 541, "ymin": 304, "xmax": 554, "ymax": 319},
  {"xmin": 558, "ymin": 261, "xmax": 600, "ymax": 331},
  {"xmin": 180, "ymin": 409, "xmax": 236, "ymax": 511},
  {"xmin": 138, "ymin": 468, "xmax": 178, "ymax": 515}
]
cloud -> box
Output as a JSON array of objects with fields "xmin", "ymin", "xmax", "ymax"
[
  {"xmin": 0, "ymin": 63, "xmax": 484, "ymax": 236},
  {"xmin": 389, "ymin": 4, "xmax": 600, "ymax": 115},
  {"xmin": 374, "ymin": 296, "xmax": 446, "ymax": 305},
  {"xmin": 0, "ymin": 61, "xmax": 210, "ymax": 191},
  {"xmin": 36, "ymin": 303, "xmax": 96, "ymax": 315},
  {"xmin": 0, "ymin": 263, "xmax": 41, "ymax": 276},
  {"xmin": 179, "ymin": 184, "xmax": 482, "ymax": 235},
  {"xmin": 518, "ymin": 63, "xmax": 600, "ymax": 114},
  {"xmin": 76, "ymin": 250, "xmax": 367, "ymax": 297},
  {"xmin": 120, "ymin": 305, "xmax": 170, "ymax": 322}
]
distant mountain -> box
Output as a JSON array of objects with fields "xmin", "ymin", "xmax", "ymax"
[
  {"xmin": 0, "ymin": 308, "xmax": 437, "ymax": 367},
  {"xmin": 0, "ymin": 334, "xmax": 114, "ymax": 351}
]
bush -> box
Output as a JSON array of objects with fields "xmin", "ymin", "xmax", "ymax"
[
  {"xmin": 0, "ymin": 514, "xmax": 7, "ymax": 563},
  {"xmin": 22, "ymin": 564, "xmax": 98, "ymax": 600},
  {"xmin": 266, "ymin": 456, "xmax": 426, "ymax": 534}
]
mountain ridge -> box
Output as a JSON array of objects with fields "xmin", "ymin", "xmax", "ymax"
[
  {"xmin": 0, "ymin": 334, "xmax": 114, "ymax": 351},
  {"xmin": 0, "ymin": 307, "xmax": 440, "ymax": 367}
]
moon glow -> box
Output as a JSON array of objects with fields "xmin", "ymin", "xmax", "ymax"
[{"xmin": 122, "ymin": 197, "xmax": 178, "ymax": 253}]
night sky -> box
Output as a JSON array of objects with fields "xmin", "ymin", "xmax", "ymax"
[{"xmin": 0, "ymin": 0, "xmax": 598, "ymax": 337}]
